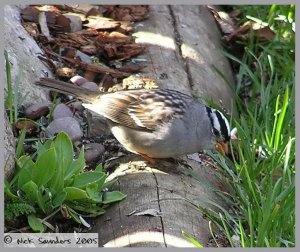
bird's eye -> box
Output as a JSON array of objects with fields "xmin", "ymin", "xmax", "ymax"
[{"xmin": 212, "ymin": 128, "xmax": 220, "ymax": 136}]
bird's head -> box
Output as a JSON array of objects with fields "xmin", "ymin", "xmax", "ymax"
[{"xmin": 205, "ymin": 107, "xmax": 232, "ymax": 155}]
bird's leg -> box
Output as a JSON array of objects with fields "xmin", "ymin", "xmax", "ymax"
[{"xmin": 138, "ymin": 152, "xmax": 157, "ymax": 165}]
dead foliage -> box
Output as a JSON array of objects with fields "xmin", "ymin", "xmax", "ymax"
[
  {"xmin": 208, "ymin": 5, "xmax": 275, "ymax": 43},
  {"xmin": 207, "ymin": 5, "xmax": 276, "ymax": 76},
  {"xmin": 103, "ymin": 5, "xmax": 149, "ymax": 22},
  {"xmin": 20, "ymin": 4, "xmax": 150, "ymax": 88}
]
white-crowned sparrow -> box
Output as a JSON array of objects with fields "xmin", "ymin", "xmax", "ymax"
[{"xmin": 35, "ymin": 78, "xmax": 232, "ymax": 160}]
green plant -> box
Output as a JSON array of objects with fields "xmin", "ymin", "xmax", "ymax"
[
  {"xmin": 5, "ymin": 132, "xmax": 126, "ymax": 232},
  {"xmin": 4, "ymin": 49, "xmax": 22, "ymax": 126},
  {"xmin": 5, "ymin": 200, "xmax": 36, "ymax": 222},
  {"xmin": 181, "ymin": 231, "xmax": 203, "ymax": 248},
  {"xmin": 200, "ymin": 87, "xmax": 294, "ymax": 247},
  {"xmin": 4, "ymin": 49, "xmax": 14, "ymax": 125},
  {"xmin": 184, "ymin": 4, "xmax": 295, "ymax": 248},
  {"xmin": 190, "ymin": 76, "xmax": 294, "ymax": 247}
]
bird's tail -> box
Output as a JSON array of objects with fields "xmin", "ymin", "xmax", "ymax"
[{"xmin": 35, "ymin": 78, "xmax": 101, "ymax": 102}]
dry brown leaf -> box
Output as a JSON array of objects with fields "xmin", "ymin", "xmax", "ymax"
[
  {"xmin": 20, "ymin": 6, "xmax": 40, "ymax": 22},
  {"xmin": 248, "ymin": 26, "xmax": 275, "ymax": 42},
  {"xmin": 35, "ymin": 5, "xmax": 60, "ymax": 13},
  {"xmin": 104, "ymin": 5, "xmax": 149, "ymax": 22},
  {"xmin": 106, "ymin": 43, "xmax": 145, "ymax": 60},
  {"xmin": 110, "ymin": 31, "xmax": 133, "ymax": 44},
  {"xmin": 15, "ymin": 120, "xmax": 38, "ymax": 135},
  {"xmin": 80, "ymin": 44, "xmax": 97, "ymax": 55},
  {"xmin": 44, "ymin": 11, "xmax": 57, "ymax": 27},
  {"xmin": 55, "ymin": 33, "xmax": 93, "ymax": 48},
  {"xmin": 223, "ymin": 21, "xmax": 251, "ymax": 42},
  {"xmin": 224, "ymin": 21, "xmax": 275, "ymax": 42},
  {"xmin": 73, "ymin": 29, "xmax": 99, "ymax": 37},
  {"xmin": 25, "ymin": 105, "xmax": 50, "ymax": 120},
  {"xmin": 54, "ymin": 30, "xmax": 98, "ymax": 50},
  {"xmin": 29, "ymin": 10, "xmax": 71, "ymax": 33},
  {"xmin": 83, "ymin": 62, "xmax": 130, "ymax": 77},
  {"xmin": 95, "ymin": 31, "xmax": 144, "ymax": 60},
  {"xmin": 84, "ymin": 16, "xmax": 120, "ymax": 30},
  {"xmin": 55, "ymin": 14, "xmax": 71, "ymax": 32},
  {"xmin": 86, "ymin": 7, "xmax": 102, "ymax": 17},
  {"xmin": 43, "ymin": 47, "xmax": 128, "ymax": 78},
  {"xmin": 118, "ymin": 21, "xmax": 134, "ymax": 33},
  {"xmin": 98, "ymin": 31, "xmax": 132, "ymax": 43},
  {"xmin": 217, "ymin": 17, "xmax": 236, "ymax": 34},
  {"xmin": 207, "ymin": 5, "xmax": 236, "ymax": 34}
]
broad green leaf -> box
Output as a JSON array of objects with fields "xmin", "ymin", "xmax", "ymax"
[
  {"xmin": 17, "ymin": 166, "xmax": 32, "ymax": 189},
  {"xmin": 94, "ymin": 163, "xmax": 103, "ymax": 172},
  {"xmin": 17, "ymin": 155, "xmax": 35, "ymax": 171},
  {"xmin": 21, "ymin": 181, "xmax": 38, "ymax": 203},
  {"xmin": 102, "ymin": 178, "xmax": 118, "ymax": 190},
  {"xmin": 43, "ymin": 188, "xmax": 56, "ymax": 214},
  {"xmin": 67, "ymin": 202, "xmax": 106, "ymax": 215},
  {"xmin": 4, "ymin": 179, "xmax": 18, "ymax": 200},
  {"xmin": 64, "ymin": 177, "xmax": 75, "ymax": 187},
  {"xmin": 77, "ymin": 206, "xmax": 106, "ymax": 215},
  {"xmin": 97, "ymin": 173, "xmax": 107, "ymax": 190},
  {"xmin": 65, "ymin": 187, "xmax": 88, "ymax": 200},
  {"xmin": 47, "ymin": 144, "xmax": 64, "ymax": 192},
  {"xmin": 27, "ymin": 215, "xmax": 45, "ymax": 233},
  {"xmin": 102, "ymin": 191, "xmax": 126, "ymax": 204},
  {"xmin": 49, "ymin": 132, "xmax": 74, "ymax": 191},
  {"xmin": 53, "ymin": 132, "xmax": 74, "ymax": 173},
  {"xmin": 86, "ymin": 184, "xmax": 101, "ymax": 203},
  {"xmin": 17, "ymin": 155, "xmax": 35, "ymax": 189},
  {"xmin": 73, "ymin": 171, "xmax": 106, "ymax": 189},
  {"xmin": 48, "ymin": 173, "xmax": 64, "ymax": 193},
  {"xmin": 53, "ymin": 191, "xmax": 67, "ymax": 208},
  {"xmin": 32, "ymin": 147, "xmax": 57, "ymax": 187},
  {"xmin": 35, "ymin": 139, "xmax": 52, "ymax": 157},
  {"xmin": 36, "ymin": 190, "xmax": 46, "ymax": 214},
  {"xmin": 65, "ymin": 146, "xmax": 85, "ymax": 180}
]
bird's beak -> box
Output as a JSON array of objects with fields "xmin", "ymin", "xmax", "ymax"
[
  {"xmin": 230, "ymin": 127, "xmax": 241, "ymax": 141},
  {"xmin": 230, "ymin": 134, "xmax": 240, "ymax": 141},
  {"xmin": 216, "ymin": 142, "xmax": 229, "ymax": 155}
]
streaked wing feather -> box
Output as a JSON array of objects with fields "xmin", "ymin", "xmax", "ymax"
[
  {"xmin": 128, "ymin": 89, "xmax": 192, "ymax": 130},
  {"xmin": 96, "ymin": 94, "xmax": 140, "ymax": 129},
  {"xmin": 95, "ymin": 89, "xmax": 192, "ymax": 131}
]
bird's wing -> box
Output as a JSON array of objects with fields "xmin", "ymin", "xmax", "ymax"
[{"xmin": 87, "ymin": 89, "xmax": 192, "ymax": 131}]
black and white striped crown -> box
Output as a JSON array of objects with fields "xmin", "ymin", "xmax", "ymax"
[{"xmin": 205, "ymin": 107, "xmax": 231, "ymax": 143}]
